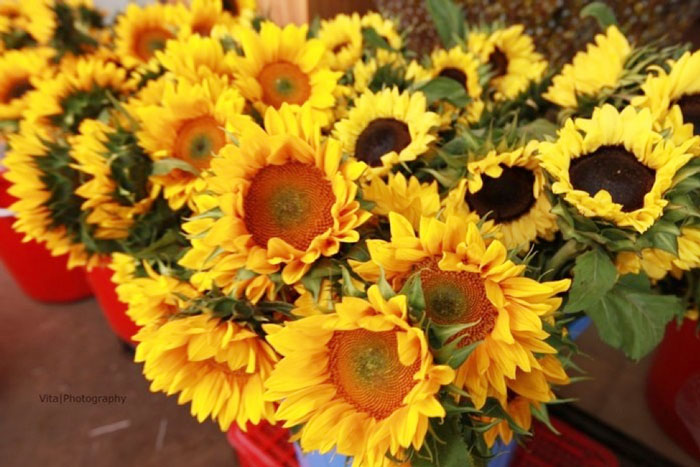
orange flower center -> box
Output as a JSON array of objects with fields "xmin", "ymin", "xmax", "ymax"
[
  {"xmin": 243, "ymin": 162, "xmax": 334, "ymax": 250},
  {"xmin": 569, "ymin": 145, "xmax": 655, "ymax": 212},
  {"xmin": 420, "ymin": 261, "xmax": 497, "ymax": 347},
  {"xmin": 465, "ymin": 166, "xmax": 536, "ymax": 223},
  {"xmin": 2, "ymin": 78, "xmax": 32, "ymax": 103},
  {"xmin": 134, "ymin": 27, "xmax": 174, "ymax": 61},
  {"xmin": 354, "ymin": 118, "xmax": 412, "ymax": 167},
  {"xmin": 192, "ymin": 20, "xmax": 215, "ymax": 36},
  {"xmin": 328, "ymin": 329, "xmax": 419, "ymax": 420},
  {"xmin": 174, "ymin": 116, "xmax": 226, "ymax": 170},
  {"xmin": 258, "ymin": 61, "xmax": 311, "ymax": 108}
]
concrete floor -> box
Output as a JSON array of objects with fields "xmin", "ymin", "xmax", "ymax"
[
  {"xmin": 0, "ymin": 266, "xmax": 235, "ymax": 467},
  {"xmin": 0, "ymin": 262, "xmax": 698, "ymax": 467}
]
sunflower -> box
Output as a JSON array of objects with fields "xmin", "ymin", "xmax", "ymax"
[
  {"xmin": 110, "ymin": 253, "xmax": 200, "ymax": 327},
  {"xmin": 333, "ymin": 87, "xmax": 441, "ymax": 176},
  {"xmin": 70, "ymin": 119, "xmax": 157, "ymax": 240},
  {"xmin": 177, "ymin": 0, "xmax": 234, "ymax": 38},
  {"xmin": 179, "ymin": 104, "xmax": 370, "ymax": 301},
  {"xmin": 349, "ymin": 48, "xmax": 406, "ymax": 97},
  {"xmin": 114, "ymin": 2, "xmax": 181, "ymax": 68},
  {"xmin": 219, "ymin": 0, "xmax": 256, "ymax": 24},
  {"xmin": 232, "ymin": 21, "xmax": 341, "ymax": 127},
  {"xmin": 4, "ymin": 120, "xmax": 99, "ymax": 268},
  {"xmin": 468, "ymin": 25, "xmax": 547, "ymax": 101},
  {"xmin": 544, "ymin": 25, "xmax": 632, "ymax": 109},
  {"xmin": 615, "ymin": 227, "xmax": 700, "ymax": 280},
  {"xmin": 0, "ymin": 48, "xmax": 53, "ymax": 123},
  {"xmin": 264, "ymin": 285, "xmax": 455, "ymax": 466},
  {"xmin": 360, "ymin": 11, "xmax": 402, "ymax": 50},
  {"xmin": 407, "ymin": 46, "xmax": 484, "ymax": 124},
  {"xmin": 22, "ymin": 0, "xmax": 101, "ymax": 52},
  {"xmin": 632, "ymin": 50, "xmax": 700, "ymax": 135},
  {"xmin": 23, "ymin": 55, "xmax": 133, "ymax": 132},
  {"xmin": 538, "ymin": 104, "xmax": 697, "ymax": 233},
  {"xmin": 443, "ymin": 142, "xmax": 558, "ymax": 250},
  {"xmin": 362, "ymin": 172, "xmax": 440, "ymax": 229},
  {"xmin": 482, "ymin": 355, "xmax": 569, "ymax": 447},
  {"xmin": 318, "ymin": 13, "xmax": 363, "ymax": 72},
  {"xmin": 155, "ymin": 34, "xmax": 236, "ymax": 83},
  {"xmin": 134, "ymin": 76, "xmax": 248, "ymax": 210},
  {"xmin": 135, "ymin": 312, "xmax": 278, "ymax": 431},
  {"xmin": 350, "ymin": 213, "xmax": 570, "ymax": 409}
]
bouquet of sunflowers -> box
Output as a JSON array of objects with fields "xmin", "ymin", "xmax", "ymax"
[{"xmin": 2, "ymin": 0, "xmax": 700, "ymax": 465}]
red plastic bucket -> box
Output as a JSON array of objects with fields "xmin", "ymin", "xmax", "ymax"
[
  {"xmin": 646, "ymin": 319, "xmax": 700, "ymax": 460},
  {"xmin": 85, "ymin": 263, "xmax": 139, "ymax": 344},
  {"xmin": 0, "ymin": 173, "xmax": 92, "ymax": 303},
  {"xmin": 227, "ymin": 421, "xmax": 298, "ymax": 467}
]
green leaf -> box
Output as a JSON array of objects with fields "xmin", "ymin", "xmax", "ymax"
[
  {"xmin": 580, "ymin": 2, "xmax": 618, "ymax": 29},
  {"xmin": 362, "ymin": 27, "xmax": 393, "ymax": 51},
  {"xmin": 564, "ymin": 249, "xmax": 618, "ymax": 313},
  {"xmin": 300, "ymin": 260, "xmax": 341, "ymax": 300},
  {"xmin": 413, "ymin": 418, "xmax": 474, "ymax": 467},
  {"xmin": 586, "ymin": 274, "xmax": 681, "ymax": 360},
  {"xmin": 417, "ymin": 77, "xmax": 470, "ymax": 107},
  {"xmin": 425, "ymin": 0, "xmax": 465, "ymax": 48},
  {"xmin": 639, "ymin": 219, "xmax": 680, "ymax": 255},
  {"xmin": 151, "ymin": 158, "xmax": 200, "ymax": 176}
]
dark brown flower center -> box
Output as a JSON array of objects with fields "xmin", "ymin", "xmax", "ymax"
[
  {"xmin": 465, "ymin": 166, "xmax": 536, "ymax": 223},
  {"xmin": 569, "ymin": 145, "xmax": 655, "ymax": 213},
  {"xmin": 438, "ymin": 67, "xmax": 468, "ymax": 93},
  {"xmin": 488, "ymin": 47, "xmax": 508, "ymax": 79},
  {"xmin": 4, "ymin": 79, "xmax": 32, "ymax": 102},
  {"xmin": 332, "ymin": 41, "xmax": 350, "ymax": 53},
  {"xmin": 222, "ymin": 0, "xmax": 239, "ymax": 15},
  {"xmin": 354, "ymin": 118, "xmax": 411, "ymax": 167},
  {"xmin": 676, "ymin": 93, "xmax": 700, "ymax": 136}
]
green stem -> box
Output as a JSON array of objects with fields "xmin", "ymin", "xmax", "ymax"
[{"xmin": 543, "ymin": 239, "xmax": 586, "ymax": 280}]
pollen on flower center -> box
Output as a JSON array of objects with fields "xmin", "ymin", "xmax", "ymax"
[
  {"xmin": 488, "ymin": 47, "xmax": 508, "ymax": 79},
  {"xmin": 258, "ymin": 61, "xmax": 311, "ymax": 108},
  {"xmin": 174, "ymin": 116, "xmax": 226, "ymax": 170},
  {"xmin": 420, "ymin": 263, "xmax": 498, "ymax": 347},
  {"xmin": 465, "ymin": 166, "xmax": 536, "ymax": 223},
  {"xmin": 135, "ymin": 27, "xmax": 174, "ymax": 61},
  {"xmin": 243, "ymin": 162, "xmax": 335, "ymax": 250},
  {"xmin": 438, "ymin": 67, "xmax": 468, "ymax": 93},
  {"xmin": 328, "ymin": 329, "xmax": 419, "ymax": 420},
  {"xmin": 676, "ymin": 93, "xmax": 700, "ymax": 135},
  {"xmin": 569, "ymin": 145, "xmax": 655, "ymax": 212},
  {"xmin": 355, "ymin": 118, "xmax": 412, "ymax": 167}
]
